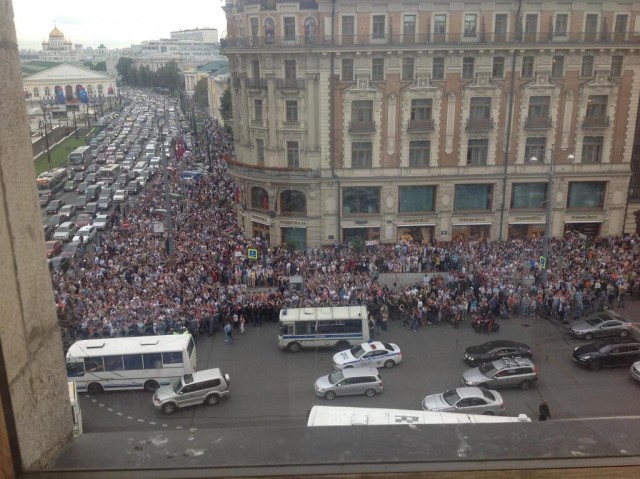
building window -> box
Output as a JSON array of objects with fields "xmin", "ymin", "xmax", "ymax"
[
  {"xmin": 287, "ymin": 141, "xmax": 300, "ymax": 168},
  {"xmin": 462, "ymin": 57, "xmax": 475, "ymax": 79},
  {"xmin": 342, "ymin": 59, "xmax": 354, "ymax": 81},
  {"xmin": 511, "ymin": 183, "xmax": 547, "ymax": 209},
  {"xmin": 411, "ymin": 98, "xmax": 432, "ymax": 121},
  {"xmin": 584, "ymin": 14, "xmax": 598, "ymax": 41},
  {"xmin": 464, "ymin": 14, "xmax": 477, "ymax": 37},
  {"xmin": 567, "ymin": 182, "xmax": 605, "ymax": 208},
  {"xmin": 342, "ymin": 187, "xmax": 380, "ymax": 214},
  {"xmin": 524, "ymin": 13, "xmax": 538, "ymax": 42},
  {"xmin": 280, "ymin": 190, "xmax": 306, "ymax": 215},
  {"xmin": 284, "ymin": 17, "xmax": 296, "ymax": 40},
  {"xmin": 521, "ymin": 56, "xmax": 534, "ymax": 77},
  {"xmin": 432, "ymin": 57, "xmax": 445, "ymax": 80},
  {"xmin": 284, "ymin": 60, "xmax": 296, "ymax": 80},
  {"xmin": 254, "ymin": 99, "xmax": 263, "ymax": 122},
  {"xmin": 470, "ymin": 97, "xmax": 491, "ymax": 120},
  {"xmin": 454, "ymin": 184, "xmax": 493, "ymax": 210},
  {"xmin": 372, "ymin": 15, "xmax": 385, "ymax": 38},
  {"xmin": 33, "ymin": 87, "xmax": 40, "ymax": 98},
  {"xmin": 581, "ymin": 55, "xmax": 594, "ymax": 77},
  {"xmin": 342, "ymin": 16, "xmax": 354, "ymax": 36},
  {"xmin": 614, "ymin": 14, "xmax": 628, "ymax": 41},
  {"xmin": 582, "ymin": 136, "xmax": 604, "ymax": 163},
  {"xmin": 251, "ymin": 59, "xmax": 260, "ymax": 79},
  {"xmin": 494, "ymin": 14, "xmax": 508, "ymax": 42},
  {"xmin": 434, "ymin": 14, "xmax": 447, "ymax": 41},
  {"xmin": 409, "ymin": 140, "xmax": 430, "ymax": 167},
  {"xmin": 251, "ymin": 186, "xmax": 269, "ymax": 210},
  {"xmin": 399, "ymin": 186, "xmax": 435, "ymax": 213},
  {"xmin": 44, "ymin": 86, "xmax": 50, "ymax": 97},
  {"xmin": 611, "ymin": 55, "xmax": 623, "ymax": 77},
  {"xmin": 402, "ymin": 57, "xmax": 415, "ymax": 81},
  {"xmin": 467, "ymin": 139, "xmax": 488, "ymax": 165},
  {"xmin": 351, "ymin": 142, "xmax": 372, "ymax": 168},
  {"xmin": 351, "ymin": 100, "xmax": 373, "ymax": 122},
  {"xmin": 285, "ymin": 100, "xmax": 298, "ymax": 122},
  {"xmin": 256, "ymin": 138, "xmax": 265, "ymax": 165},
  {"xmin": 403, "ymin": 15, "xmax": 416, "ymax": 40},
  {"xmin": 492, "ymin": 57, "xmax": 505, "ymax": 77},
  {"xmin": 528, "ymin": 96, "xmax": 550, "ymax": 121},
  {"xmin": 551, "ymin": 55, "xmax": 564, "ymax": 78},
  {"xmin": 554, "ymin": 14, "xmax": 568, "ymax": 36},
  {"xmin": 524, "ymin": 137, "xmax": 547, "ymax": 163},
  {"xmin": 372, "ymin": 58, "xmax": 384, "ymax": 81},
  {"xmin": 586, "ymin": 95, "xmax": 608, "ymax": 119}
]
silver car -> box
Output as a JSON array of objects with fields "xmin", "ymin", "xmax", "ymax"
[
  {"xmin": 153, "ymin": 368, "xmax": 230, "ymax": 415},
  {"xmin": 569, "ymin": 311, "xmax": 633, "ymax": 340},
  {"xmin": 314, "ymin": 367, "xmax": 383, "ymax": 400},
  {"xmin": 462, "ymin": 357, "xmax": 538, "ymax": 390},
  {"xmin": 422, "ymin": 387, "xmax": 505, "ymax": 415}
]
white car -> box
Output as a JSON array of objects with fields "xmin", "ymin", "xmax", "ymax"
[
  {"xmin": 93, "ymin": 214, "xmax": 111, "ymax": 231},
  {"xmin": 113, "ymin": 190, "xmax": 128, "ymax": 202},
  {"xmin": 332, "ymin": 341, "xmax": 402, "ymax": 370},
  {"xmin": 422, "ymin": 387, "xmax": 505, "ymax": 415},
  {"xmin": 72, "ymin": 225, "xmax": 97, "ymax": 244}
]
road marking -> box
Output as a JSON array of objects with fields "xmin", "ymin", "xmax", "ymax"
[
  {"xmin": 126, "ymin": 416, "xmax": 133, "ymax": 420},
  {"xmin": 98, "ymin": 403, "xmax": 105, "ymax": 408},
  {"xmin": 557, "ymin": 415, "xmax": 640, "ymax": 422},
  {"xmin": 137, "ymin": 419, "xmax": 145, "ymax": 423},
  {"xmin": 107, "ymin": 408, "xmax": 113, "ymax": 412},
  {"xmin": 116, "ymin": 412, "xmax": 123, "ymax": 416},
  {"xmin": 149, "ymin": 421, "xmax": 156, "ymax": 425},
  {"xmin": 162, "ymin": 424, "xmax": 168, "ymax": 428}
]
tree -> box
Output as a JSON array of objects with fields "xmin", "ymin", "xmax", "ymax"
[
  {"xmin": 93, "ymin": 61, "xmax": 106, "ymax": 72},
  {"xmin": 220, "ymin": 87, "xmax": 232, "ymax": 120},
  {"xmin": 116, "ymin": 57, "xmax": 135, "ymax": 85},
  {"xmin": 193, "ymin": 77, "xmax": 209, "ymax": 109}
]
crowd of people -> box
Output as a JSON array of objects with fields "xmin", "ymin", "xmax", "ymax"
[{"xmin": 52, "ymin": 112, "xmax": 640, "ymax": 346}]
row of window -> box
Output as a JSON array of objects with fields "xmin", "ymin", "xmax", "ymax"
[
  {"xmin": 243, "ymin": 12, "xmax": 630, "ymax": 42},
  {"xmin": 66, "ymin": 352, "xmax": 184, "ymax": 375},
  {"xmin": 27, "ymin": 84, "xmax": 109, "ymax": 99},
  {"xmin": 246, "ymin": 182, "xmax": 606, "ymax": 215}
]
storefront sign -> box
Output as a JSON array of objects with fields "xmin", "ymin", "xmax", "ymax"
[
  {"xmin": 513, "ymin": 215, "xmax": 544, "ymax": 223},
  {"xmin": 396, "ymin": 218, "xmax": 431, "ymax": 224},
  {"xmin": 250, "ymin": 214, "xmax": 270, "ymax": 225},
  {"xmin": 354, "ymin": 220, "xmax": 368, "ymax": 225},
  {"xmin": 455, "ymin": 217, "xmax": 489, "ymax": 223},
  {"xmin": 567, "ymin": 214, "xmax": 601, "ymax": 221},
  {"xmin": 280, "ymin": 219, "xmax": 308, "ymax": 226}
]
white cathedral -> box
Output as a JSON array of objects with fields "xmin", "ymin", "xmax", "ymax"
[{"xmin": 40, "ymin": 25, "xmax": 83, "ymax": 61}]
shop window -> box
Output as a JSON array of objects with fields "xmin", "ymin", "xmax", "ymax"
[
  {"xmin": 511, "ymin": 183, "xmax": 547, "ymax": 209},
  {"xmin": 567, "ymin": 182, "xmax": 605, "ymax": 209},
  {"xmin": 280, "ymin": 190, "xmax": 306, "ymax": 215},
  {"xmin": 342, "ymin": 187, "xmax": 380, "ymax": 214},
  {"xmin": 454, "ymin": 184, "xmax": 493, "ymax": 210},
  {"xmin": 399, "ymin": 186, "xmax": 435, "ymax": 213}
]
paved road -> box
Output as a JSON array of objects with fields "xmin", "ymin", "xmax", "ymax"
[{"xmin": 80, "ymin": 297, "xmax": 640, "ymax": 433}]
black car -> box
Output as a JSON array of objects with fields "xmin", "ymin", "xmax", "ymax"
[
  {"xmin": 463, "ymin": 340, "xmax": 533, "ymax": 366},
  {"xmin": 46, "ymin": 199, "xmax": 65, "ymax": 214},
  {"xmin": 572, "ymin": 339, "xmax": 640, "ymax": 371}
]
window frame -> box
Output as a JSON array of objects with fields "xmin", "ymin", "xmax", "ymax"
[
  {"xmin": 554, "ymin": 13, "xmax": 569, "ymax": 36},
  {"xmin": 342, "ymin": 58, "xmax": 354, "ymax": 82},
  {"xmin": 254, "ymin": 99, "xmax": 263, "ymax": 122},
  {"xmin": 408, "ymin": 140, "xmax": 431, "ymax": 167},
  {"xmin": 524, "ymin": 137, "xmax": 547, "ymax": 164},
  {"xmin": 432, "ymin": 57, "xmax": 445, "ymax": 80},
  {"xmin": 285, "ymin": 100, "xmax": 299, "ymax": 123},
  {"xmin": 581, "ymin": 136, "xmax": 604, "ymax": 164},
  {"xmin": 462, "ymin": 57, "xmax": 475, "ymax": 80},
  {"xmin": 551, "ymin": 55, "xmax": 564, "ymax": 78},
  {"xmin": 466, "ymin": 139, "xmax": 489, "ymax": 166},
  {"xmin": 372, "ymin": 58, "xmax": 384, "ymax": 81},
  {"xmin": 492, "ymin": 56, "xmax": 505, "ymax": 78},
  {"xmin": 402, "ymin": 57, "xmax": 415, "ymax": 81},
  {"xmin": 372, "ymin": 15, "xmax": 386, "ymax": 39},
  {"xmin": 521, "ymin": 56, "xmax": 534, "ymax": 77},
  {"xmin": 464, "ymin": 13, "xmax": 478, "ymax": 37},
  {"xmin": 351, "ymin": 141, "xmax": 373, "ymax": 169},
  {"xmin": 581, "ymin": 55, "xmax": 594, "ymax": 77},
  {"xmin": 610, "ymin": 55, "xmax": 623, "ymax": 77},
  {"xmin": 283, "ymin": 17, "xmax": 296, "ymax": 40},
  {"xmin": 286, "ymin": 141, "xmax": 300, "ymax": 168}
]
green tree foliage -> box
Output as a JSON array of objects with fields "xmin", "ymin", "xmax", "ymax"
[
  {"xmin": 93, "ymin": 61, "xmax": 107, "ymax": 71},
  {"xmin": 193, "ymin": 77, "xmax": 209, "ymax": 109},
  {"xmin": 116, "ymin": 58, "xmax": 182, "ymax": 93},
  {"xmin": 220, "ymin": 87, "xmax": 232, "ymax": 119}
]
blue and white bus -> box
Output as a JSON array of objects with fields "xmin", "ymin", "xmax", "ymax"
[
  {"xmin": 68, "ymin": 146, "xmax": 92, "ymax": 172},
  {"xmin": 278, "ymin": 305, "xmax": 369, "ymax": 352}
]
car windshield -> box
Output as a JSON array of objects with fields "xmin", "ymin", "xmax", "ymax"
[
  {"xmin": 479, "ymin": 363, "xmax": 497, "ymax": 375},
  {"xmin": 585, "ymin": 318, "xmax": 604, "ymax": 326},
  {"xmin": 481, "ymin": 389, "xmax": 496, "ymax": 401},
  {"xmin": 349, "ymin": 345, "xmax": 366, "ymax": 359},
  {"xmin": 328, "ymin": 370, "xmax": 345, "ymax": 385},
  {"xmin": 442, "ymin": 389, "xmax": 461, "ymax": 406}
]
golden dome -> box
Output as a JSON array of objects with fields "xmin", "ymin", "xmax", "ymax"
[{"xmin": 49, "ymin": 26, "xmax": 64, "ymax": 38}]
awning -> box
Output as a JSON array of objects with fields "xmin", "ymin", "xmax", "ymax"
[
  {"xmin": 396, "ymin": 223, "xmax": 436, "ymax": 227},
  {"xmin": 280, "ymin": 224, "xmax": 307, "ymax": 229},
  {"xmin": 452, "ymin": 222, "xmax": 492, "ymax": 226},
  {"xmin": 564, "ymin": 219, "xmax": 604, "ymax": 224},
  {"xmin": 342, "ymin": 225, "xmax": 381, "ymax": 229}
]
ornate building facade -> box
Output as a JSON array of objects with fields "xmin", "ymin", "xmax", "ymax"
[{"xmin": 222, "ymin": 0, "xmax": 640, "ymax": 247}]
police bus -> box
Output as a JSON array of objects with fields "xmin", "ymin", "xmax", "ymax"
[
  {"xmin": 278, "ymin": 305, "xmax": 369, "ymax": 352},
  {"xmin": 68, "ymin": 146, "xmax": 92, "ymax": 172},
  {"xmin": 65, "ymin": 335, "xmax": 197, "ymax": 394}
]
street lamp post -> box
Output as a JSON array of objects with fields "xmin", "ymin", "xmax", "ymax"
[{"xmin": 41, "ymin": 102, "xmax": 52, "ymax": 168}]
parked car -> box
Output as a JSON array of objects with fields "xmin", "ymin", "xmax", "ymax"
[
  {"xmin": 52, "ymin": 222, "xmax": 77, "ymax": 242},
  {"xmin": 46, "ymin": 199, "xmax": 65, "ymax": 214},
  {"xmin": 153, "ymin": 368, "xmax": 231, "ymax": 415},
  {"xmin": 74, "ymin": 195, "xmax": 89, "ymax": 210},
  {"xmin": 462, "ymin": 357, "xmax": 538, "ymax": 390},
  {"xmin": 63, "ymin": 180, "xmax": 76, "ymax": 192},
  {"xmin": 332, "ymin": 341, "xmax": 402, "ymax": 370},
  {"xmin": 93, "ymin": 214, "xmax": 112, "ymax": 231},
  {"xmin": 74, "ymin": 213, "xmax": 94, "ymax": 229},
  {"xmin": 422, "ymin": 387, "xmax": 505, "ymax": 415},
  {"xmin": 569, "ymin": 311, "xmax": 634, "ymax": 340},
  {"xmin": 572, "ymin": 339, "xmax": 640, "ymax": 371},
  {"xmin": 72, "ymin": 225, "xmax": 97, "ymax": 244},
  {"xmin": 314, "ymin": 367, "xmax": 383, "ymax": 400},
  {"xmin": 463, "ymin": 340, "xmax": 533, "ymax": 366},
  {"xmin": 45, "ymin": 240, "xmax": 63, "ymax": 259},
  {"xmin": 59, "ymin": 204, "xmax": 77, "ymax": 220},
  {"xmin": 113, "ymin": 190, "xmax": 128, "ymax": 203}
]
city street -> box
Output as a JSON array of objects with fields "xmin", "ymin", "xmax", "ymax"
[{"xmin": 79, "ymin": 299, "xmax": 640, "ymax": 433}]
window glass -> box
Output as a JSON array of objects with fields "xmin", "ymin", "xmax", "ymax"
[
  {"xmin": 373, "ymin": 15, "xmax": 385, "ymax": 38},
  {"xmin": 432, "ymin": 57, "xmax": 445, "ymax": 79},
  {"xmin": 454, "ymin": 184, "xmax": 492, "ymax": 210},
  {"xmin": 162, "ymin": 352, "xmax": 183, "ymax": 365},
  {"xmin": 524, "ymin": 137, "xmax": 547, "ymax": 162},
  {"xmin": 611, "ymin": 55, "xmax": 623, "ymax": 77},
  {"xmin": 555, "ymin": 14, "xmax": 568, "ymax": 35},
  {"xmin": 372, "ymin": 58, "xmax": 384, "ymax": 81},
  {"xmin": 254, "ymin": 99, "xmax": 263, "ymax": 122},
  {"xmin": 284, "ymin": 17, "xmax": 296, "ymax": 40},
  {"xmin": 521, "ymin": 56, "xmax": 534, "ymax": 77},
  {"xmin": 103, "ymin": 356, "xmax": 124, "ymax": 371},
  {"xmin": 342, "ymin": 187, "xmax": 380, "ymax": 214},
  {"xmin": 123, "ymin": 354, "xmax": 143, "ymax": 370},
  {"xmin": 342, "ymin": 59, "xmax": 354, "ymax": 81},
  {"xmin": 581, "ymin": 56, "xmax": 594, "ymax": 77},
  {"xmin": 287, "ymin": 141, "xmax": 300, "ymax": 168},
  {"xmin": 85, "ymin": 356, "xmax": 104, "ymax": 373},
  {"xmin": 351, "ymin": 142, "xmax": 372, "ymax": 168},
  {"xmin": 285, "ymin": 100, "xmax": 298, "ymax": 122},
  {"xmin": 280, "ymin": 190, "xmax": 306, "ymax": 214},
  {"xmin": 464, "ymin": 14, "xmax": 477, "ymax": 37},
  {"xmin": 492, "ymin": 57, "xmax": 505, "ymax": 77},
  {"xmin": 511, "ymin": 183, "xmax": 546, "ymax": 209},
  {"xmin": 66, "ymin": 362, "xmax": 85, "ymax": 377},
  {"xmin": 402, "ymin": 57, "xmax": 414, "ymax": 81},
  {"xmin": 399, "ymin": 186, "xmax": 435, "ymax": 213},
  {"xmin": 143, "ymin": 353, "xmax": 163, "ymax": 369},
  {"xmin": 462, "ymin": 57, "xmax": 474, "ymax": 79},
  {"xmin": 466, "ymin": 139, "xmax": 488, "ymax": 165},
  {"xmin": 581, "ymin": 137, "xmax": 604, "ymax": 163},
  {"xmin": 552, "ymin": 56, "xmax": 564, "ymax": 77},
  {"xmin": 409, "ymin": 140, "xmax": 430, "ymax": 167},
  {"xmin": 567, "ymin": 182, "xmax": 606, "ymax": 208}
]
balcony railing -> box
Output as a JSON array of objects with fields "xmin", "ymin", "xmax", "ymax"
[
  {"xmin": 524, "ymin": 116, "xmax": 552, "ymax": 129},
  {"xmin": 276, "ymin": 78, "xmax": 306, "ymax": 90},
  {"xmin": 225, "ymin": 157, "xmax": 320, "ymax": 179},
  {"xmin": 582, "ymin": 116, "xmax": 610, "ymax": 128},
  {"xmin": 221, "ymin": 30, "xmax": 638, "ymax": 49},
  {"xmin": 246, "ymin": 78, "xmax": 267, "ymax": 89},
  {"xmin": 466, "ymin": 117, "xmax": 494, "ymax": 130},
  {"xmin": 349, "ymin": 120, "xmax": 376, "ymax": 133},
  {"xmin": 407, "ymin": 119, "xmax": 435, "ymax": 132}
]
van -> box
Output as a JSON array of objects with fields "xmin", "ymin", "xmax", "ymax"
[
  {"xmin": 314, "ymin": 367, "xmax": 383, "ymax": 400},
  {"xmin": 153, "ymin": 368, "xmax": 230, "ymax": 415}
]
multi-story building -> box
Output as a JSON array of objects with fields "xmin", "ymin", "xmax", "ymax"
[
  {"xmin": 222, "ymin": 0, "xmax": 640, "ymax": 247},
  {"xmin": 171, "ymin": 28, "xmax": 220, "ymax": 44}
]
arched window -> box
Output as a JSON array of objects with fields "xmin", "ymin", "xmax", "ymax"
[
  {"xmin": 279, "ymin": 190, "xmax": 306, "ymax": 215},
  {"xmin": 265, "ymin": 18, "xmax": 275, "ymax": 44},
  {"xmin": 251, "ymin": 187, "xmax": 269, "ymax": 210},
  {"xmin": 304, "ymin": 18, "xmax": 316, "ymax": 44},
  {"xmin": 44, "ymin": 86, "xmax": 50, "ymax": 97},
  {"xmin": 33, "ymin": 87, "xmax": 39, "ymax": 98}
]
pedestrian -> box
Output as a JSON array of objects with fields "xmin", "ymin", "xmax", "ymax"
[
  {"xmin": 223, "ymin": 321, "xmax": 233, "ymax": 344},
  {"xmin": 538, "ymin": 401, "xmax": 551, "ymax": 421},
  {"xmin": 368, "ymin": 315, "xmax": 376, "ymax": 339},
  {"xmin": 380, "ymin": 303, "xmax": 389, "ymax": 331},
  {"xmin": 240, "ymin": 314, "xmax": 246, "ymax": 334}
]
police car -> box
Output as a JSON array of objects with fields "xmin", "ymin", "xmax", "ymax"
[{"xmin": 333, "ymin": 341, "xmax": 402, "ymax": 370}]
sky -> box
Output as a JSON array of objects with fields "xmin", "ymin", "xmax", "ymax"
[{"xmin": 12, "ymin": 0, "xmax": 228, "ymax": 50}]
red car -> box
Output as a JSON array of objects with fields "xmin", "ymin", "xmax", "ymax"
[{"xmin": 45, "ymin": 240, "xmax": 63, "ymax": 259}]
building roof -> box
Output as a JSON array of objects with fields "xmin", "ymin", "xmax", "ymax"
[
  {"xmin": 49, "ymin": 26, "xmax": 64, "ymax": 38},
  {"xmin": 21, "ymin": 61, "xmax": 60, "ymax": 77},
  {"xmin": 22, "ymin": 63, "xmax": 116, "ymax": 83},
  {"xmin": 197, "ymin": 58, "xmax": 228, "ymax": 73}
]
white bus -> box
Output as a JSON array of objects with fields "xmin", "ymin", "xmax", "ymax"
[
  {"xmin": 97, "ymin": 164, "xmax": 122, "ymax": 184},
  {"xmin": 307, "ymin": 406, "xmax": 531, "ymax": 427},
  {"xmin": 278, "ymin": 305, "xmax": 369, "ymax": 352},
  {"xmin": 68, "ymin": 146, "xmax": 93, "ymax": 172},
  {"xmin": 65, "ymin": 335, "xmax": 197, "ymax": 394}
]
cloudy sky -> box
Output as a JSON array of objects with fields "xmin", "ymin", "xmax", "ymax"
[{"xmin": 12, "ymin": 0, "xmax": 228, "ymax": 50}]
